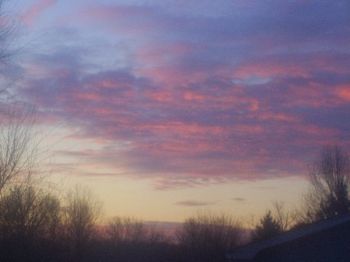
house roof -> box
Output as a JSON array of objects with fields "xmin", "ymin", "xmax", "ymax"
[{"xmin": 227, "ymin": 214, "xmax": 350, "ymax": 261}]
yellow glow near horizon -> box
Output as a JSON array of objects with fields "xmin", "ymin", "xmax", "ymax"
[
  {"xmin": 38, "ymin": 125, "xmax": 309, "ymax": 223},
  {"xmin": 50, "ymin": 173, "xmax": 308, "ymax": 223}
]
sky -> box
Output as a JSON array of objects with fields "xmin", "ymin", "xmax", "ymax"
[{"xmin": 1, "ymin": 0, "xmax": 350, "ymax": 222}]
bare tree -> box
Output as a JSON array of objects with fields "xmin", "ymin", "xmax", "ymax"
[
  {"xmin": 107, "ymin": 216, "xmax": 165, "ymax": 246},
  {"xmin": 63, "ymin": 186, "xmax": 101, "ymax": 261},
  {"xmin": 108, "ymin": 217, "xmax": 147, "ymax": 244},
  {"xmin": 301, "ymin": 145, "xmax": 350, "ymax": 222},
  {"xmin": 0, "ymin": 183, "xmax": 62, "ymax": 262},
  {"xmin": 0, "ymin": 105, "xmax": 37, "ymax": 194},
  {"xmin": 0, "ymin": 1, "xmax": 38, "ymax": 191},
  {"xmin": 0, "ymin": 183, "xmax": 61, "ymax": 240},
  {"xmin": 272, "ymin": 201, "xmax": 296, "ymax": 231},
  {"xmin": 177, "ymin": 212, "xmax": 242, "ymax": 262}
]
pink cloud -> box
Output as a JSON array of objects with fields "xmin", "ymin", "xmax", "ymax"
[
  {"xmin": 21, "ymin": 0, "xmax": 57, "ymax": 27},
  {"xmin": 235, "ymin": 62, "xmax": 309, "ymax": 79},
  {"xmin": 335, "ymin": 85, "xmax": 350, "ymax": 102},
  {"xmin": 15, "ymin": 1, "xmax": 350, "ymax": 188},
  {"xmin": 22, "ymin": 63, "xmax": 346, "ymax": 188}
]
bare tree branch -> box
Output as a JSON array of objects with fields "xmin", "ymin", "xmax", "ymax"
[
  {"xmin": 63, "ymin": 185, "xmax": 101, "ymax": 262},
  {"xmin": 300, "ymin": 145, "xmax": 350, "ymax": 223},
  {"xmin": 0, "ymin": 104, "xmax": 37, "ymax": 194},
  {"xmin": 177, "ymin": 212, "xmax": 242, "ymax": 262}
]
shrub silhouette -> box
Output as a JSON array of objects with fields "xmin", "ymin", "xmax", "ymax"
[{"xmin": 177, "ymin": 213, "xmax": 242, "ymax": 262}]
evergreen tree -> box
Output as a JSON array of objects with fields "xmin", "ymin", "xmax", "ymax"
[{"xmin": 253, "ymin": 211, "xmax": 282, "ymax": 241}]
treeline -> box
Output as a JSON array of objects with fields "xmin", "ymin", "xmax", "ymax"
[
  {"xmin": 1, "ymin": 108, "xmax": 350, "ymax": 262},
  {"xmin": 0, "ymin": 182, "xmax": 243, "ymax": 262},
  {"xmin": 0, "ymin": 184, "xmax": 240, "ymax": 261}
]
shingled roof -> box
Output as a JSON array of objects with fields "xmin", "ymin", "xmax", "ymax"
[{"xmin": 227, "ymin": 214, "xmax": 350, "ymax": 261}]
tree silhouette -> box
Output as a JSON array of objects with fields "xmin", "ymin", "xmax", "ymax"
[
  {"xmin": 0, "ymin": 183, "xmax": 62, "ymax": 262},
  {"xmin": 252, "ymin": 210, "xmax": 282, "ymax": 241},
  {"xmin": 108, "ymin": 217, "xmax": 151, "ymax": 244},
  {"xmin": 63, "ymin": 186, "xmax": 101, "ymax": 262},
  {"xmin": 301, "ymin": 145, "xmax": 350, "ymax": 223},
  {"xmin": 0, "ymin": 184, "xmax": 61, "ymax": 240},
  {"xmin": 177, "ymin": 213, "xmax": 242, "ymax": 262}
]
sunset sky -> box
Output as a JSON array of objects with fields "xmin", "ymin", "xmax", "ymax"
[{"xmin": 1, "ymin": 0, "xmax": 350, "ymax": 222}]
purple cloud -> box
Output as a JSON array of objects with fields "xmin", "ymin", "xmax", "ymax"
[
  {"xmin": 175, "ymin": 200, "xmax": 215, "ymax": 207},
  {"xmin": 8, "ymin": 0, "xmax": 350, "ymax": 189},
  {"xmin": 232, "ymin": 198, "xmax": 245, "ymax": 202}
]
